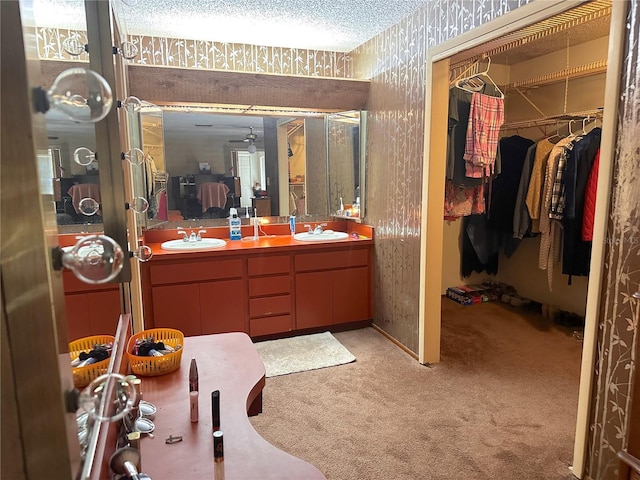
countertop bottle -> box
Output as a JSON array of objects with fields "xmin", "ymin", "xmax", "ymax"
[
  {"xmin": 229, "ymin": 208, "xmax": 242, "ymax": 240},
  {"xmin": 189, "ymin": 357, "xmax": 198, "ymax": 393}
]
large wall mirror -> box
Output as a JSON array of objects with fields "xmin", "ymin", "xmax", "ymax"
[{"xmin": 130, "ymin": 106, "xmax": 367, "ymax": 227}]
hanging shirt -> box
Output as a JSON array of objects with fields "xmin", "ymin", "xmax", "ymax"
[
  {"xmin": 582, "ymin": 149, "xmax": 601, "ymax": 242},
  {"xmin": 487, "ymin": 135, "xmax": 534, "ymax": 234},
  {"xmin": 538, "ymin": 137, "xmax": 572, "ymax": 291},
  {"xmin": 447, "ymin": 86, "xmax": 502, "ymax": 187},
  {"xmin": 513, "ymin": 143, "xmax": 537, "ymax": 239},
  {"xmin": 463, "ymin": 92, "xmax": 505, "ymax": 178},
  {"xmin": 525, "ymin": 138, "xmax": 555, "ymax": 233}
]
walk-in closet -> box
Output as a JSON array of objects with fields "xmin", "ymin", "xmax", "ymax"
[{"xmin": 421, "ymin": 1, "xmax": 617, "ymax": 477}]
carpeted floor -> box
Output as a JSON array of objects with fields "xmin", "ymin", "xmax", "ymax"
[{"xmin": 249, "ymin": 299, "xmax": 583, "ymax": 480}]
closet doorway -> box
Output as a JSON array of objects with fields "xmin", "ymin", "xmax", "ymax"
[{"xmin": 418, "ymin": 0, "xmax": 624, "ymax": 477}]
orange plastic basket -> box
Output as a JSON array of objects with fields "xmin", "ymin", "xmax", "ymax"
[
  {"xmin": 69, "ymin": 335, "xmax": 116, "ymax": 389},
  {"xmin": 126, "ymin": 328, "xmax": 184, "ymax": 377}
]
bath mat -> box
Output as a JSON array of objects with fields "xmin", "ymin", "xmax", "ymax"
[{"xmin": 254, "ymin": 331, "xmax": 356, "ymax": 377}]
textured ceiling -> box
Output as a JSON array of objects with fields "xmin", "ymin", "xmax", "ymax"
[{"xmin": 32, "ymin": 0, "xmax": 431, "ymax": 52}]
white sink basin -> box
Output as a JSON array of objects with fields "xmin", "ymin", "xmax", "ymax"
[
  {"xmin": 161, "ymin": 238, "xmax": 227, "ymax": 250},
  {"xmin": 294, "ymin": 231, "xmax": 349, "ymax": 242}
]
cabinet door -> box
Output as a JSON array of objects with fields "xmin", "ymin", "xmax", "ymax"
[
  {"xmin": 88, "ymin": 290, "xmax": 122, "ymax": 334},
  {"xmin": 200, "ymin": 279, "xmax": 247, "ymax": 335},
  {"xmin": 65, "ymin": 289, "xmax": 122, "ymax": 341},
  {"xmin": 152, "ymin": 284, "xmax": 201, "ymax": 336},
  {"xmin": 333, "ymin": 267, "xmax": 370, "ymax": 324},
  {"xmin": 65, "ymin": 294, "xmax": 92, "ymax": 341},
  {"xmin": 295, "ymin": 271, "xmax": 332, "ymax": 329}
]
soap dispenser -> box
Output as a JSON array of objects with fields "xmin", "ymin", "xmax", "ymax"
[{"xmin": 229, "ymin": 208, "xmax": 242, "ymax": 240}]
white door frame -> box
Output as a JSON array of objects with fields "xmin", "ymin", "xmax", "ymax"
[{"xmin": 417, "ymin": 1, "xmax": 626, "ymax": 477}]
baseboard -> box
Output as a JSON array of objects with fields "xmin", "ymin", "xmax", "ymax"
[{"xmin": 370, "ymin": 323, "xmax": 419, "ymax": 361}]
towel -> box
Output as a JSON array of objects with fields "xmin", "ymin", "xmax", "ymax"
[{"xmin": 197, "ymin": 182, "xmax": 230, "ymax": 212}]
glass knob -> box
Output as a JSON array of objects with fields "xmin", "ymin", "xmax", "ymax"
[
  {"xmin": 122, "ymin": 148, "xmax": 146, "ymax": 165},
  {"xmin": 63, "ymin": 36, "xmax": 87, "ymax": 56},
  {"xmin": 127, "ymin": 196, "xmax": 149, "ymax": 214},
  {"xmin": 38, "ymin": 68, "xmax": 113, "ymax": 123},
  {"xmin": 78, "ymin": 198, "xmax": 100, "ymax": 216},
  {"xmin": 73, "ymin": 147, "xmax": 97, "ymax": 166},
  {"xmin": 78, "ymin": 373, "xmax": 136, "ymax": 423},
  {"xmin": 119, "ymin": 96, "xmax": 142, "ymax": 113},
  {"xmin": 132, "ymin": 245, "xmax": 153, "ymax": 262},
  {"xmin": 116, "ymin": 41, "xmax": 138, "ymax": 60},
  {"xmin": 62, "ymin": 235, "xmax": 124, "ymax": 284}
]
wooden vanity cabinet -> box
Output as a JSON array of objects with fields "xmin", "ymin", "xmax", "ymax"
[
  {"xmin": 141, "ymin": 241, "xmax": 373, "ymax": 337},
  {"xmin": 294, "ymin": 247, "xmax": 371, "ymax": 329},
  {"xmin": 247, "ymin": 254, "xmax": 294, "ymax": 336},
  {"xmin": 147, "ymin": 257, "xmax": 248, "ymax": 336},
  {"xmin": 63, "ymin": 270, "xmax": 122, "ymax": 341}
]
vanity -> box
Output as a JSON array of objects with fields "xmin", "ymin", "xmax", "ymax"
[{"xmin": 140, "ymin": 220, "xmax": 374, "ymax": 339}]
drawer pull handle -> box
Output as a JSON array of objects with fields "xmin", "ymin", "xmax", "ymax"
[{"xmin": 264, "ymin": 312, "xmax": 272, "ymax": 316}]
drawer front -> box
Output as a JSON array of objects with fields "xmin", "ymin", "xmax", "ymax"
[
  {"xmin": 249, "ymin": 275, "xmax": 290, "ymax": 297},
  {"xmin": 295, "ymin": 248, "xmax": 368, "ymax": 272},
  {"xmin": 248, "ymin": 255, "xmax": 290, "ymax": 276},
  {"xmin": 150, "ymin": 258, "xmax": 243, "ymax": 285},
  {"xmin": 249, "ymin": 295, "xmax": 291, "ymax": 318},
  {"xmin": 250, "ymin": 315, "xmax": 292, "ymax": 337}
]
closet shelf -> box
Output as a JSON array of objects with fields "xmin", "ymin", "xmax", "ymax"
[
  {"xmin": 505, "ymin": 60, "xmax": 607, "ymax": 90},
  {"xmin": 502, "ymin": 108, "xmax": 603, "ymax": 130}
]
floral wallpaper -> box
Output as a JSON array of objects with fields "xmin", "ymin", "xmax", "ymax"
[
  {"xmin": 34, "ymin": 27, "xmax": 89, "ymax": 62},
  {"xmin": 351, "ymin": 0, "xmax": 533, "ymax": 354},
  {"xmin": 34, "ymin": 26, "xmax": 351, "ymax": 79},
  {"xmin": 587, "ymin": 3, "xmax": 640, "ymax": 478},
  {"xmin": 129, "ymin": 35, "xmax": 352, "ymax": 78}
]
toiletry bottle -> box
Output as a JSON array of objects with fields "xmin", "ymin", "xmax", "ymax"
[
  {"xmin": 228, "ymin": 208, "xmax": 242, "ymax": 240},
  {"xmin": 189, "ymin": 357, "xmax": 199, "ymax": 422},
  {"xmin": 289, "ymin": 215, "xmax": 296, "ymax": 236},
  {"xmin": 189, "ymin": 357, "xmax": 198, "ymax": 393},
  {"xmin": 339, "ymin": 197, "xmax": 344, "ymax": 215}
]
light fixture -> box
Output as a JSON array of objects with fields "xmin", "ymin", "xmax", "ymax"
[
  {"xmin": 74, "ymin": 147, "xmax": 97, "ymax": 166},
  {"xmin": 248, "ymin": 143, "xmax": 257, "ymax": 154},
  {"xmin": 32, "ymin": 68, "xmax": 113, "ymax": 123},
  {"xmin": 56, "ymin": 235, "xmax": 125, "ymax": 284}
]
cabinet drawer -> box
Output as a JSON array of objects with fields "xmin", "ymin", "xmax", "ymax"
[
  {"xmin": 249, "ymin": 295, "xmax": 291, "ymax": 318},
  {"xmin": 248, "ymin": 255, "xmax": 290, "ymax": 276},
  {"xmin": 150, "ymin": 258, "xmax": 243, "ymax": 285},
  {"xmin": 250, "ymin": 315, "xmax": 292, "ymax": 337},
  {"xmin": 295, "ymin": 248, "xmax": 368, "ymax": 272},
  {"xmin": 249, "ymin": 275, "xmax": 290, "ymax": 297}
]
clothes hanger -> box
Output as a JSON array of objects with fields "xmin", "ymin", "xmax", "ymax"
[{"xmin": 455, "ymin": 57, "xmax": 505, "ymax": 99}]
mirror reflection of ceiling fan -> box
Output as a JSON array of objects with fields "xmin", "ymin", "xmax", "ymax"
[
  {"xmin": 229, "ymin": 126, "xmax": 261, "ymax": 152},
  {"xmin": 229, "ymin": 127, "xmax": 258, "ymax": 144}
]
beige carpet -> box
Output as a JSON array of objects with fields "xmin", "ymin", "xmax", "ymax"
[
  {"xmin": 254, "ymin": 331, "xmax": 356, "ymax": 377},
  {"xmin": 250, "ymin": 301, "xmax": 583, "ymax": 480}
]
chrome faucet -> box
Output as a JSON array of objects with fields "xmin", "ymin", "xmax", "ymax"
[
  {"xmin": 189, "ymin": 231, "xmax": 197, "ymax": 242},
  {"xmin": 313, "ymin": 223, "xmax": 328, "ymax": 235},
  {"xmin": 196, "ymin": 229, "xmax": 207, "ymax": 241},
  {"xmin": 304, "ymin": 224, "xmax": 313, "ymax": 234},
  {"xmin": 177, "ymin": 228, "xmax": 189, "ymax": 241}
]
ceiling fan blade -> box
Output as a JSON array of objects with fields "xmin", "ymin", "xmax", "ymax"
[{"xmin": 229, "ymin": 139, "xmax": 248, "ymax": 143}]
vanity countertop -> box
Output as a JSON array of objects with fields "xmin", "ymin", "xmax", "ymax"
[{"xmin": 142, "ymin": 220, "xmax": 374, "ymax": 260}]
